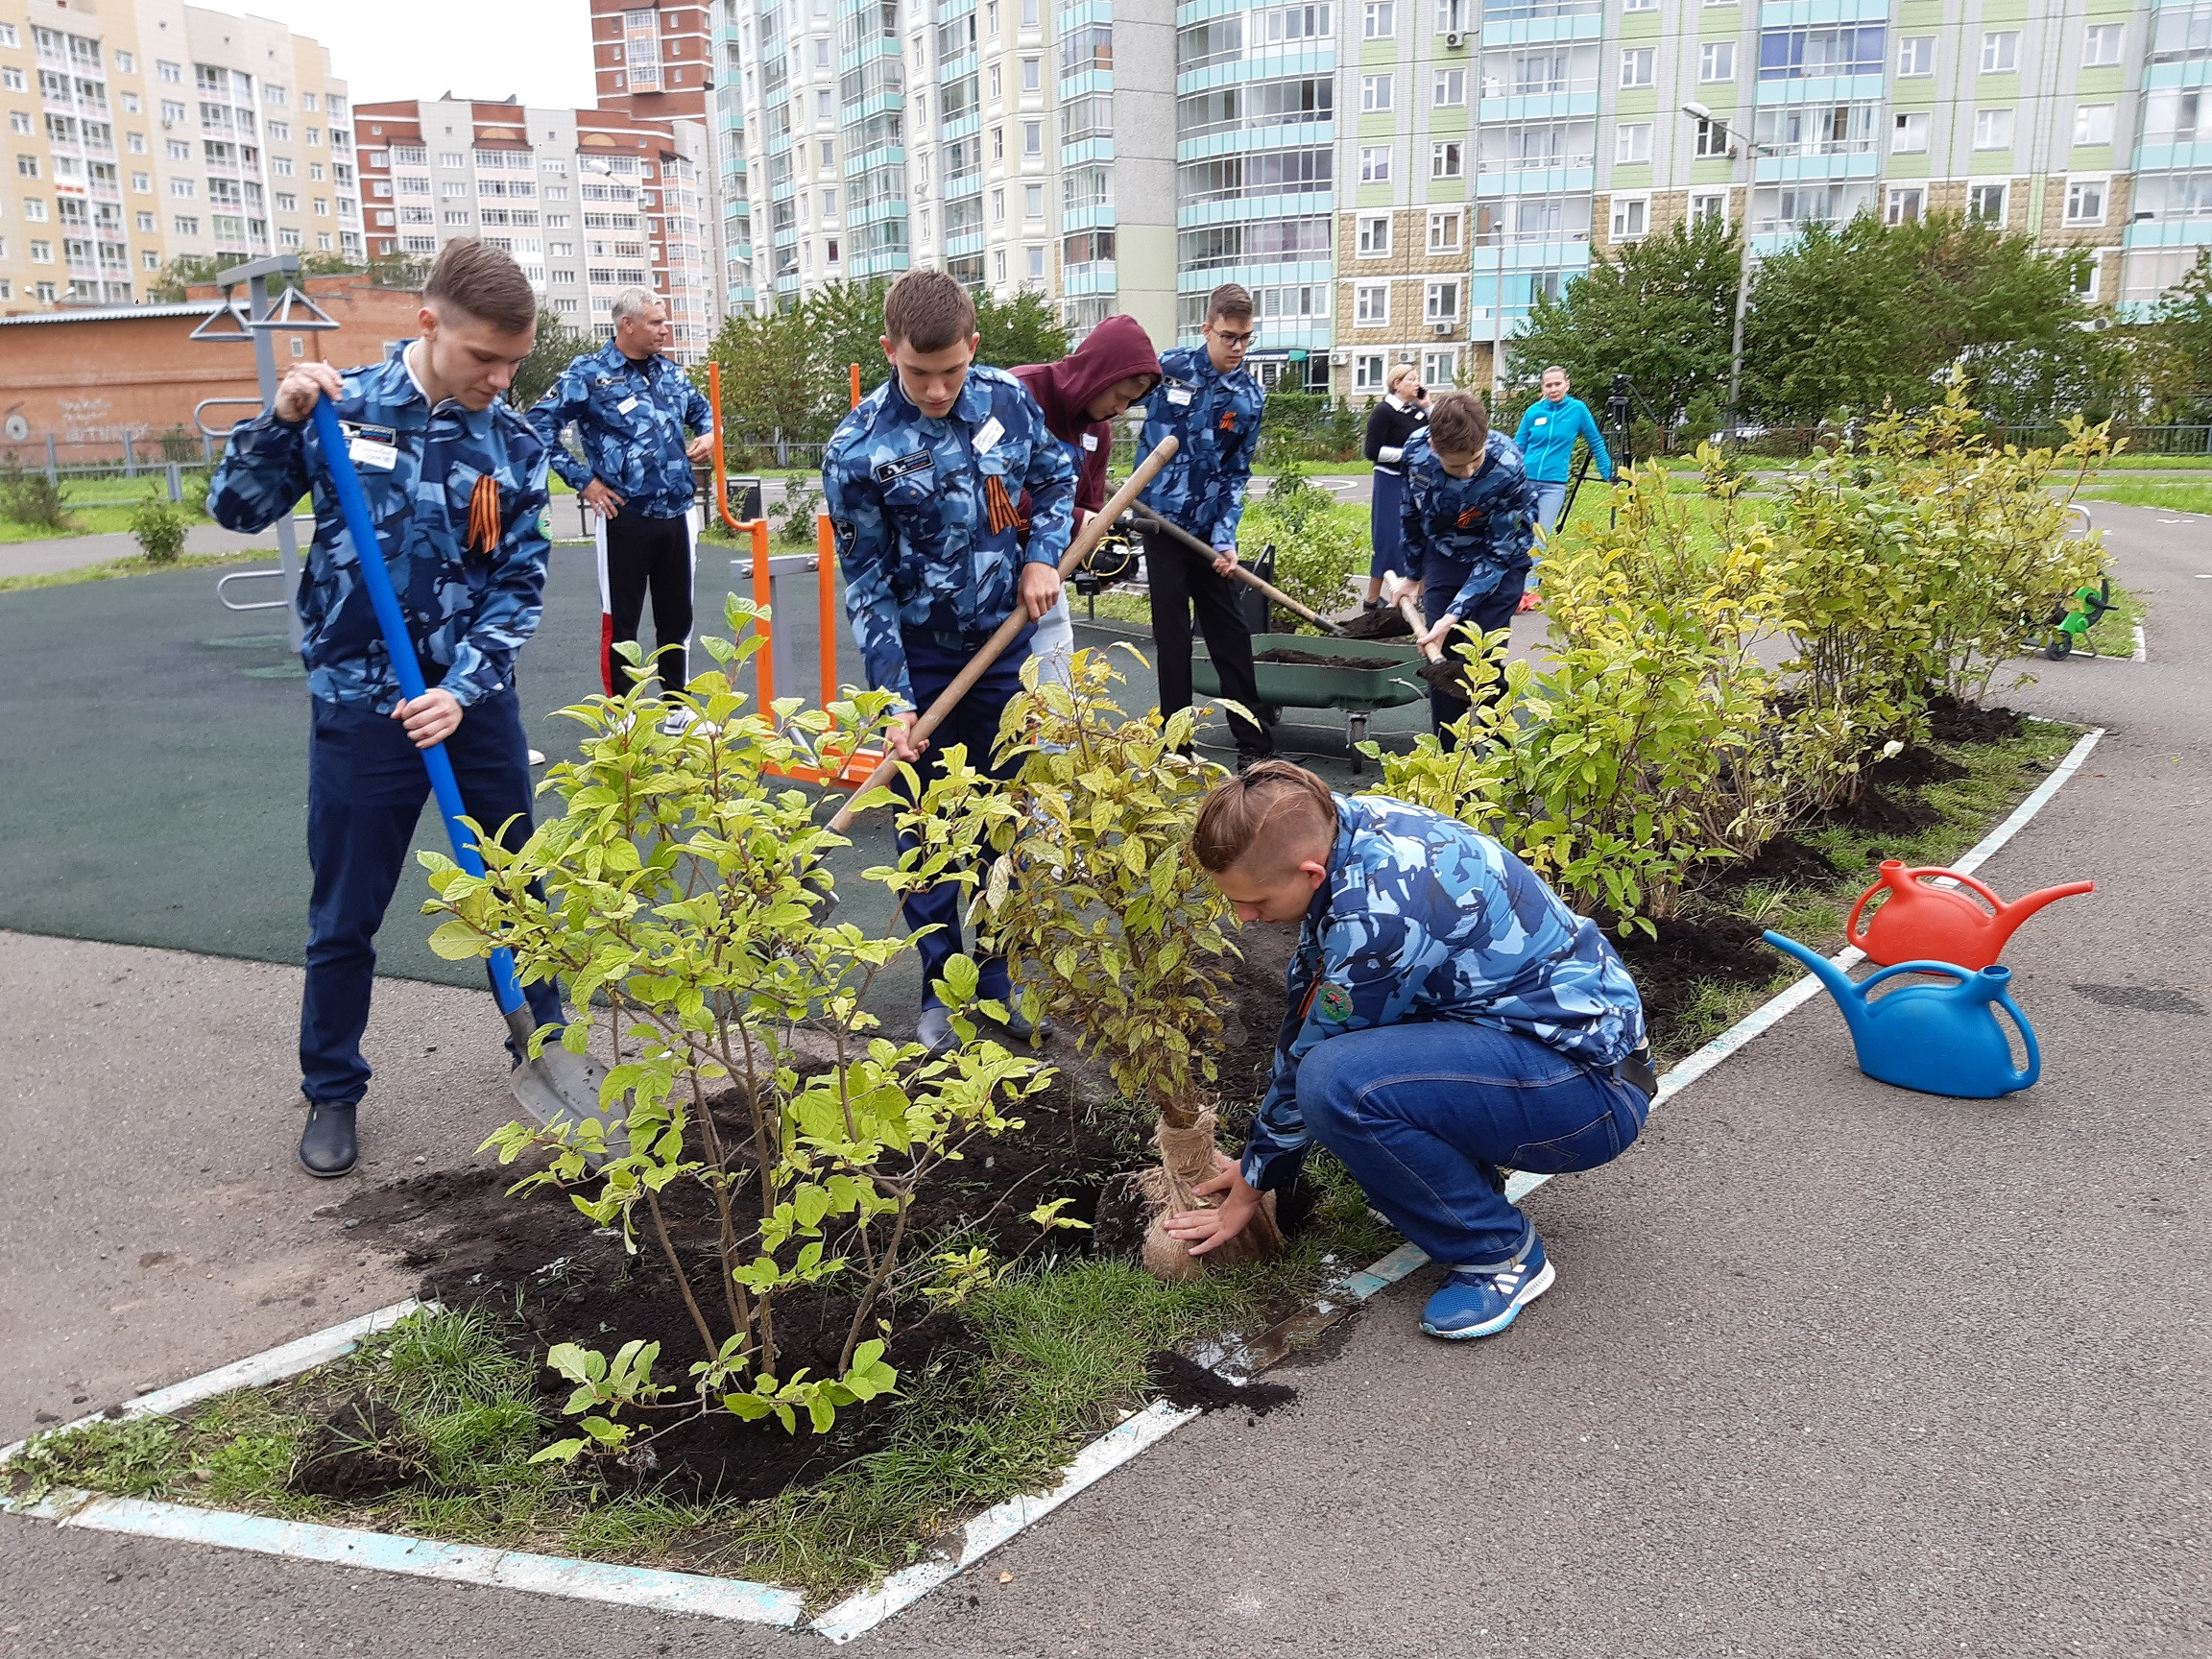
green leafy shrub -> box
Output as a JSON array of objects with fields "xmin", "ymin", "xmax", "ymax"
[
  {"xmin": 902, "ymin": 648, "xmax": 1283, "ymax": 1276},
  {"xmin": 774, "ymin": 478, "xmax": 822, "ymax": 545},
  {"xmin": 1239, "ymin": 459, "xmax": 1365, "ymax": 626},
  {"xmin": 0, "ymin": 458, "xmax": 68, "ymax": 529},
  {"xmin": 425, "ymin": 598, "xmax": 1054, "ymax": 1455},
  {"xmin": 129, "ymin": 493, "xmax": 188, "ymax": 565}
]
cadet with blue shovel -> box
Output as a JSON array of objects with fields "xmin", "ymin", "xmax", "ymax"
[{"xmin": 208, "ymin": 241, "xmax": 567, "ymax": 1179}]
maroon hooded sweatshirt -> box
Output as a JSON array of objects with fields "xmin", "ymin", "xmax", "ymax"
[{"xmin": 1013, "ymin": 313, "xmax": 1162, "ymax": 524}]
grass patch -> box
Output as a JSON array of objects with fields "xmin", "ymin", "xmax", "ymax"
[
  {"xmin": 2081, "ymin": 479, "xmax": 2212, "ymax": 516},
  {"xmin": 1653, "ymin": 719, "xmax": 2083, "ymax": 1062},
  {"xmin": 0, "ymin": 550, "xmax": 263, "ymax": 594},
  {"xmin": 12, "ymin": 1160, "xmax": 1392, "ymax": 1605}
]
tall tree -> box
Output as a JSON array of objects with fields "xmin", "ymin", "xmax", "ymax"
[
  {"xmin": 707, "ymin": 301, "xmax": 834, "ymax": 442},
  {"xmin": 1505, "ymin": 215, "xmax": 1742, "ymax": 422},
  {"xmin": 2139, "ymin": 246, "xmax": 2212, "ymax": 421},
  {"xmin": 974, "ymin": 287, "xmax": 1070, "ymax": 371},
  {"xmin": 808, "ymin": 278, "xmax": 895, "ymax": 406},
  {"xmin": 509, "ymin": 318, "xmax": 598, "ymax": 414},
  {"xmin": 1741, "ymin": 211, "xmax": 2098, "ymax": 422}
]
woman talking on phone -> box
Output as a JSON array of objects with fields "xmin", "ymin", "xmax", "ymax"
[{"xmin": 1360, "ymin": 362, "xmax": 1429, "ymax": 611}]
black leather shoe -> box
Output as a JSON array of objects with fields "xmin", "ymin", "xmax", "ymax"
[{"xmin": 299, "ymin": 1100, "xmax": 359, "ymax": 1179}]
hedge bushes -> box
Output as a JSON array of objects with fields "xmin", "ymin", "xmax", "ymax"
[{"xmin": 1374, "ymin": 386, "xmax": 2108, "ymax": 933}]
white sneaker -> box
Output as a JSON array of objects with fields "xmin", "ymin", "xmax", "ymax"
[
  {"xmin": 659, "ymin": 709, "xmax": 716, "ymax": 737},
  {"xmin": 527, "ymin": 748, "xmax": 546, "ymax": 766}
]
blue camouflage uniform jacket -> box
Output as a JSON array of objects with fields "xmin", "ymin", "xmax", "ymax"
[
  {"xmin": 207, "ymin": 345, "xmax": 552, "ymax": 713},
  {"xmin": 1398, "ymin": 429, "xmax": 1540, "ymax": 620},
  {"xmin": 821, "ymin": 365, "xmax": 1076, "ymax": 708},
  {"xmin": 525, "ymin": 339, "xmax": 714, "ymax": 520},
  {"xmin": 1136, "ymin": 344, "xmax": 1265, "ymax": 549},
  {"xmin": 1240, "ymin": 793, "xmax": 1647, "ymax": 1192}
]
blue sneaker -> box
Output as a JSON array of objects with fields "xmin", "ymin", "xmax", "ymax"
[{"xmin": 1420, "ymin": 1239, "xmax": 1554, "ymax": 1340}]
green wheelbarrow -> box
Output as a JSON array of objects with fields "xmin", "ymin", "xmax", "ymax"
[{"xmin": 1192, "ymin": 634, "xmax": 1427, "ymax": 775}]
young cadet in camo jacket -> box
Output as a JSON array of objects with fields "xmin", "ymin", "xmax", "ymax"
[
  {"xmin": 1167, "ymin": 762, "xmax": 1651, "ymax": 1342},
  {"xmin": 1135, "ymin": 281, "xmax": 1273, "ymax": 766},
  {"xmin": 525, "ymin": 286, "xmax": 716, "ymax": 727},
  {"xmin": 820, "ymin": 268, "xmax": 1076, "ymax": 1054},
  {"xmin": 207, "ymin": 239, "xmax": 566, "ymax": 1183},
  {"xmin": 1386, "ymin": 390, "xmax": 1539, "ymax": 739}
]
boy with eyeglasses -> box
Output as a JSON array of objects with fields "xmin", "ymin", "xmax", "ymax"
[{"xmin": 1135, "ymin": 282, "xmax": 1274, "ymax": 768}]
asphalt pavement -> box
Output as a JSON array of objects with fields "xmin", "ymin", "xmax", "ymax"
[{"xmin": 0, "ymin": 502, "xmax": 2204, "ymax": 1657}]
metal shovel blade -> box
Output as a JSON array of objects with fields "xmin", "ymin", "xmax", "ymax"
[{"xmin": 503, "ymin": 1007, "xmax": 630, "ymax": 1162}]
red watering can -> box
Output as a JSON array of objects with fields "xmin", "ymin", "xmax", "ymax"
[{"xmin": 1845, "ymin": 861, "xmax": 2094, "ymax": 971}]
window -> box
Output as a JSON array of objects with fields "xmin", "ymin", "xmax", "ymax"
[
  {"xmin": 3, "ymin": 68, "xmax": 24, "ymax": 92},
  {"xmin": 1022, "ymin": 57, "xmax": 1041, "ymax": 92},
  {"xmin": 302, "ymin": 91, "xmax": 319, "ymax": 111},
  {"xmin": 2075, "ymin": 104, "xmax": 2114, "ymax": 147},
  {"xmin": 29, "ymin": 239, "xmax": 52, "ymax": 262},
  {"xmin": 1980, "ymin": 31, "xmax": 2018, "ymax": 74},
  {"xmin": 0, "ymin": 23, "xmax": 14, "ymax": 45},
  {"xmin": 15, "ymin": 155, "xmax": 37, "ymax": 179},
  {"xmin": 1690, "ymin": 190, "xmax": 1727, "ymax": 226},
  {"xmin": 173, "ymin": 214, "xmax": 198, "ymax": 234},
  {"xmin": 1899, "ymin": 36, "xmax": 1936, "ymax": 75},
  {"xmin": 158, "ymin": 61, "xmax": 182, "ymax": 84},
  {"xmin": 20, "ymin": 195, "xmax": 44, "ymax": 219},
  {"xmin": 989, "ymin": 62, "xmax": 1002, "ymax": 99},
  {"xmin": 1421, "ymin": 349, "xmax": 1457, "ymax": 388},
  {"xmin": 1431, "ymin": 140, "xmax": 1462, "ymax": 178},
  {"xmin": 1362, "ymin": 74, "xmax": 1393, "ymax": 111},
  {"xmin": 2082, "ymin": 24, "xmax": 2125, "ymax": 67},
  {"xmin": 1353, "ymin": 352, "xmax": 1387, "ymax": 391},
  {"xmin": 1428, "ymin": 207, "xmax": 1462, "ymax": 251},
  {"xmin": 115, "ymin": 50, "xmax": 137, "ymax": 73},
  {"xmin": 1609, "ymin": 195, "xmax": 1647, "ymax": 237},
  {"xmin": 1699, "ymin": 41, "xmax": 1735, "ymax": 82},
  {"xmin": 821, "ymin": 140, "xmax": 836, "ymax": 166},
  {"xmin": 1360, "ymin": 144, "xmax": 1392, "ymax": 181},
  {"xmin": 135, "ymin": 210, "xmax": 154, "ymax": 230},
  {"xmin": 1761, "ymin": 26, "xmax": 1887, "ymax": 80},
  {"xmin": 1024, "ymin": 182, "xmax": 1043, "ymax": 218},
  {"xmin": 1424, "ymin": 279, "xmax": 1459, "ymax": 323},
  {"xmin": 9, "ymin": 112, "xmax": 29, "ymax": 134},
  {"xmin": 1967, "ymin": 183, "xmax": 2007, "ymax": 225},
  {"xmin": 991, "ymin": 186, "xmax": 1004, "ymax": 224},
  {"xmin": 1694, "ymin": 116, "xmax": 1729, "ymax": 157},
  {"xmin": 1623, "ymin": 0, "xmax": 1656, "ymax": 11},
  {"xmin": 1620, "ymin": 49, "xmax": 1653, "ymax": 88},
  {"xmin": 275, "ymin": 190, "xmax": 298, "ymax": 212},
  {"xmin": 274, "ymin": 156, "xmax": 295, "ymax": 177},
  {"xmin": 1616, "ymin": 122, "xmax": 1652, "ymax": 163},
  {"xmin": 1357, "ymin": 210, "xmax": 1391, "ymax": 253},
  {"xmin": 279, "ymin": 228, "xmax": 301, "ymax": 250},
  {"xmin": 1433, "ymin": 69, "xmax": 1466, "ymax": 107},
  {"xmin": 2064, "ymin": 178, "xmax": 2106, "ymax": 225},
  {"xmin": 1363, "ymin": 1, "xmax": 1395, "ymax": 38},
  {"xmin": 310, "ymin": 163, "xmax": 326, "ymax": 180},
  {"xmin": 170, "ymin": 178, "xmax": 195, "ymax": 198},
  {"xmin": 127, "ymin": 132, "xmax": 146, "ymax": 154},
  {"xmin": 167, "ymin": 139, "xmax": 190, "ymax": 160},
  {"xmin": 1436, "ymin": 0, "xmax": 1467, "ymax": 30},
  {"xmin": 1355, "ymin": 280, "xmax": 1389, "ymax": 324},
  {"xmin": 1974, "ymin": 108, "xmax": 2014, "ymax": 150},
  {"xmin": 1026, "ymin": 244, "xmax": 1045, "ymax": 279},
  {"xmin": 1023, "ymin": 120, "xmax": 1042, "ymax": 155},
  {"xmin": 1892, "ymin": 111, "xmax": 1928, "ymax": 153},
  {"xmin": 992, "ymin": 126, "xmax": 1005, "ymax": 161},
  {"xmin": 1886, "ymin": 185, "xmax": 1922, "ymax": 225},
  {"xmin": 1023, "ymin": 0, "xmax": 1040, "ymax": 26}
]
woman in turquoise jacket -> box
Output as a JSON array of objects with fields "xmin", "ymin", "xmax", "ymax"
[{"xmin": 1512, "ymin": 366, "xmax": 1614, "ymax": 605}]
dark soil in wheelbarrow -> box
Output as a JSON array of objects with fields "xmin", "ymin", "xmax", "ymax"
[
  {"xmin": 336, "ymin": 927, "xmax": 1307, "ymax": 1504},
  {"xmin": 1252, "ymin": 647, "xmax": 1407, "ymax": 671}
]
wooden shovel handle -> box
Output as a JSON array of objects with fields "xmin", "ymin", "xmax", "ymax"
[
  {"xmin": 1399, "ymin": 594, "xmax": 1445, "ymax": 663},
  {"xmin": 1128, "ymin": 506, "xmax": 1343, "ymax": 636},
  {"xmin": 826, "ymin": 436, "xmax": 1181, "ymax": 835}
]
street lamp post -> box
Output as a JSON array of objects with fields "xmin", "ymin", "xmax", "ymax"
[{"xmin": 1681, "ymin": 101, "xmax": 1774, "ymax": 442}]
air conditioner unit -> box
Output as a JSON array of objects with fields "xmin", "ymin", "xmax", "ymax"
[
  {"xmin": 1330, "ymin": 349, "xmax": 1349, "ymax": 365},
  {"xmin": 1431, "ymin": 322, "xmax": 1453, "ymax": 336},
  {"xmin": 1444, "ymin": 30, "xmax": 1466, "ymax": 48}
]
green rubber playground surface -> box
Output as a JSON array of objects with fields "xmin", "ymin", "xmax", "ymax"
[{"xmin": 0, "ymin": 546, "xmax": 1433, "ymax": 1014}]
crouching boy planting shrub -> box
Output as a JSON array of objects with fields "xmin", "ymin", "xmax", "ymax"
[{"xmin": 1166, "ymin": 761, "xmax": 1656, "ymax": 1339}]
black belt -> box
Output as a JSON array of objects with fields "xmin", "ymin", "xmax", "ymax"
[{"xmin": 1611, "ymin": 1046, "xmax": 1657, "ymax": 1100}]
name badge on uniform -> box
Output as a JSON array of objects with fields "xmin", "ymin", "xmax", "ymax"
[
  {"xmin": 873, "ymin": 448, "xmax": 934, "ymax": 484},
  {"xmin": 616, "ymin": 396, "xmax": 640, "ymax": 416},
  {"xmin": 1082, "ymin": 433, "xmax": 1098, "ymax": 451},
  {"xmin": 1166, "ymin": 388, "xmax": 1194, "ymax": 407},
  {"xmin": 343, "ymin": 421, "xmax": 397, "ymax": 471},
  {"xmin": 1533, "ymin": 415, "xmax": 1548, "ymax": 426},
  {"xmin": 973, "ymin": 416, "xmax": 1005, "ymax": 455}
]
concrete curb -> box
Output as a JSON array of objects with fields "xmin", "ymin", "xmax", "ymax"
[{"xmin": 0, "ymin": 726, "xmax": 2105, "ymax": 1643}]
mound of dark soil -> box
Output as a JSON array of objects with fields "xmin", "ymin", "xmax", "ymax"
[
  {"xmin": 1145, "ymin": 1351, "xmax": 1296, "ymax": 1417},
  {"xmin": 291, "ymin": 1393, "xmax": 421, "ymax": 1500},
  {"xmin": 1705, "ymin": 834, "xmax": 1838, "ymax": 897},
  {"xmin": 1927, "ymin": 695, "xmax": 2024, "ymax": 746},
  {"xmin": 1612, "ymin": 910, "xmax": 1776, "ymax": 1055},
  {"xmin": 1253, "ymin": 648, "xmax": 1404, "ymax": 671}
]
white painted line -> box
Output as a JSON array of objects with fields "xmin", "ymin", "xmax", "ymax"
[
  {"xmin": 5, "ymin": 724, "xmax": 2111, "ymax": 1643},
  {"xmin": 2132, "ymin": 623, "xmax": 2148, "ymax": 662},
  {"xmin": 48, "ymin": 1495, "xmax": 803, "ymax": 1626},
  {"xmin": 0, "ymin": 1299, "xmax": 429, "ymax": 1466},
  {"xmin": 809, "ymin": 1400, "xmax": 1201, "ymax": 1643}
]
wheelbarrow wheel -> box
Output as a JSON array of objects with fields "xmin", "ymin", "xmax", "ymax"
[{"xmin": 2044, "ymin": 633, "xmax": 2073, "ymax": 661}]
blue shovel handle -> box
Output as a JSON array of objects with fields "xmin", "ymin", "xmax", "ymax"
[{"xmin": 309, "ymin": 395, "xmax": 527, "ymax": 1017}]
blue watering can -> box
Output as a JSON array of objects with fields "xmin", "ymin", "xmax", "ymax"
[{"xmin": 1763, "ymin": 930, "xmax": 2041, "ymax": 1099}]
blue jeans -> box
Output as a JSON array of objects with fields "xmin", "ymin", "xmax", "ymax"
[
  {"xmin": 302, "ymin": 687, "xmax": 565, "ymax": 1107},
  {"xmin": 898, "ymin": 628, "xmax": 1031, "ymax": 1011},
  {"xmin": 1529, "ymin": 479, "xmax": 1569, "ymax": 541},
  {"xmin": 1297, "ymin": 1020, "xmax": 1648, "ymax": 1269},
  {"xmin": 1423, "ymin": 559, "xmax": 1529, "ymax": 742}
]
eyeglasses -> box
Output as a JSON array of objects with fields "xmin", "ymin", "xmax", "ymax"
[{"xmin": 1210, "ymin": 327, "xmax": 1256, "ymax": 347}]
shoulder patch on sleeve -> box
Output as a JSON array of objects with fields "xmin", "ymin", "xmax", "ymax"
[{"xmin": 1316, "ymin": 982, "xmax": 1354, "ymax": 1022}]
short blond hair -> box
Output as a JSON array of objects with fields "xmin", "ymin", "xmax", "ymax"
[{"xmin": 1192, "ymin": 760, "xmax": 1338, "ymax": 878}]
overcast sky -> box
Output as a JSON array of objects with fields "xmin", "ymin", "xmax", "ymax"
[{"xmin": 239, "ymin": 0, "xmax": 600, "ymax": 111}]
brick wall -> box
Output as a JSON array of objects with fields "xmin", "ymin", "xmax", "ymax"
[{"xmin": 0, "ymin": 276, "xmax": 425, "ymax": 457}]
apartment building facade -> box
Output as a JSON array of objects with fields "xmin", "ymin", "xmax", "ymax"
[
  {"xmin": 0, "ymin": 0, "xmax": 360, "ymax": 313},
  {"xmin": 355, "ymin": 99, "xmax": 716, "ymax": 362}
]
